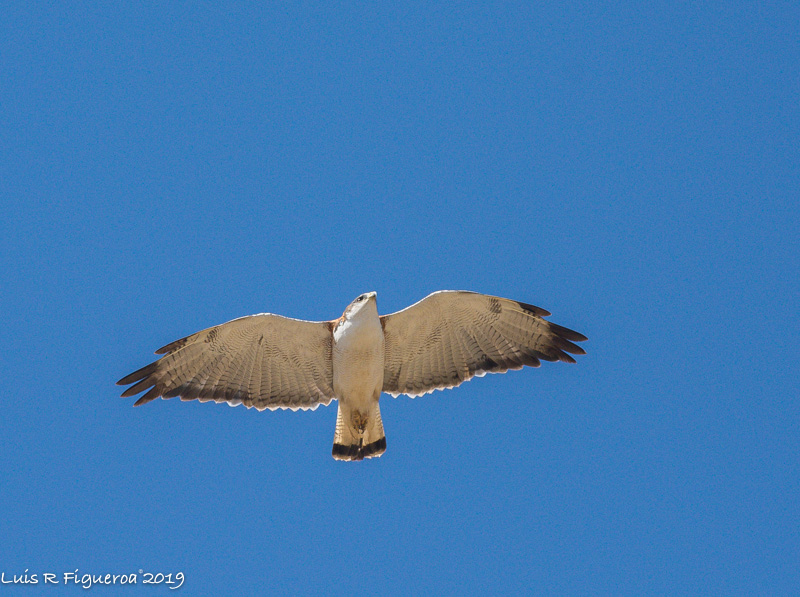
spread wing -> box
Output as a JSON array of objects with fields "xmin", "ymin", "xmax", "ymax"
[
  {"xmin": 381, "ymin": 291, "xmax": 587, "ymax": 398},
  {"xmin": 117, "ymin": 314, "xmax": 335, "ymax": 411}
]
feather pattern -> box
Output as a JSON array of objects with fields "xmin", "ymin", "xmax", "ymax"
[
  {"xmin": 380, "ymin": 291, "xmax": 587, "ymax": 398},
  {"xmin": 117, "ymin": 314, "xmax": 335, "ymax": 410}
]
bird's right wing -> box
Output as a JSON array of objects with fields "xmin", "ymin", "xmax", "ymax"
[
  {"xmin": 380, "ymin": 291, "xmax": 587, "ymax": 398},
  {"xmin": 117, "ymin": 314, "xmax": 335, "ymax": 411}
]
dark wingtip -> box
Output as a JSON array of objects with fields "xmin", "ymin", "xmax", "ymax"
[
  {"xmin": 133, "ymin": 386, "xmax": 160, "ymax": 406},
  {"xmin": 154, "ymin": 332, "xmax": 196, "ymax": 354},
  {"xmin": 119, "ymin": 376, "xmax": 154, "ymax": 397},
  {"xmin": 516, "ymin": 300, "xmax": 551, "ymax": 317},
  {"xmin": 553, "ymin": 336, "xmax": 587, "ymax": 356},
  {"xmin": 117, "ymin": 361, "xmax": 158, "ymax": 386},
  {"xmin": 117, "ymin": 373, "xmax": 136, "ymax": 386},
  {"xmin": 558, "ymin": 351, "xmax": 577, "ymax": 364},
  {"xmin": 155, "ymin": 341, "xmax": 179, "ymax": 355},
  {"xmin": 549, "ymin": 322, "xmax": 588, "ymax": 343}
]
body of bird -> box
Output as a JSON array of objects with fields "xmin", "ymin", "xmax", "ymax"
[{"xmin": 331, "ymin": 292, "xmax": 386, "ymax": 459}]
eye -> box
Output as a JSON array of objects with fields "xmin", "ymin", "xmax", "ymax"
[{"xmin": 356, "ymin": 295, "xmax": 365, "ymax": 302}]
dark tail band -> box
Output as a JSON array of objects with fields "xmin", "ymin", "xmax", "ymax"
[{"xmin": 332, "ymin": 437, "xmax": 387, "ymax": 461}]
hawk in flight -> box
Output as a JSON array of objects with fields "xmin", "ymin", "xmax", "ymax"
[{"xmin": 117, "ymin": 291, "xmax": 587, "ymax": 461}]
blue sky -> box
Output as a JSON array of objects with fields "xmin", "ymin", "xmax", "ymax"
[{"xmin": 1, "ymin": 1, "xmax": 798, "ymax": 594}]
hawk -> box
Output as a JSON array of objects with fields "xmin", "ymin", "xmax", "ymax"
[{"xmin": 117, "ymin": 291, "xmax": 587, "ymax": 461}]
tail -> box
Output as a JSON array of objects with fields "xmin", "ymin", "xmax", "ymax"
[{"xmin": 332, "ymin": 401, "xmax": 386, "ymax": 461}]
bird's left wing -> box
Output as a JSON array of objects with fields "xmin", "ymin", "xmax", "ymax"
[
  {"xmin": 381, "ymin": 291, "xmax": 587, "ymax": 398},
  {"xmin": 117, "ymin": 314, "xmax": 335, "ymax": 411}
]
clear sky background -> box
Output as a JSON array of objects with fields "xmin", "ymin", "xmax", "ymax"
[{"xmin": 1, "ymin": 2, "xmax": 798, "ymax": 595}]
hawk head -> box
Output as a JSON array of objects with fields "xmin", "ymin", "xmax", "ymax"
[{"xmin": 342, "ymin": 291, "xmax": 377, "ymax": 321}]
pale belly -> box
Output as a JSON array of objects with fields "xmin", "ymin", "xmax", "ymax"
[{"xmin": 332, "ymin": 346, "xmax": 384, "ymax": 410}]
